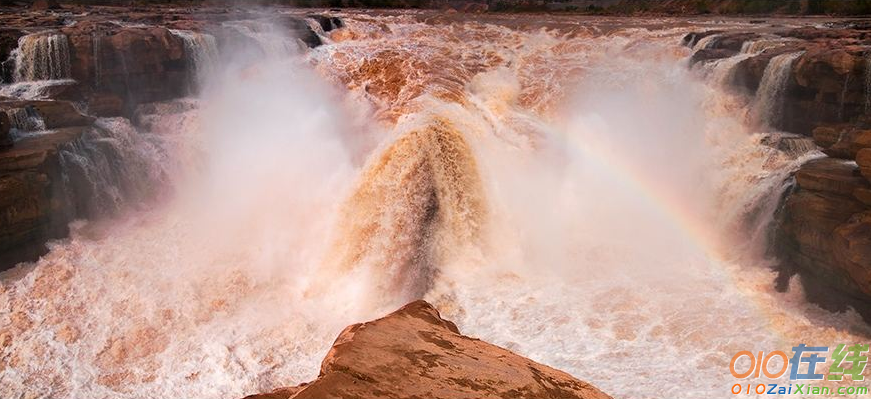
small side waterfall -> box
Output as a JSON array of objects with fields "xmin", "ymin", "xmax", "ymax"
[
  {"xmin": 740, "ymin": 39, "xmax": 787, "ymax": 55},
  {"xmin": 697, "ymin": 38, "xmax": 788, "ymax": 86},
  {"xmin": 58, "ymin": 117, "xmax": 170, "ymax": 218},
  {"xmin": 11, "ymin": 33, "xmax": 72, "ymax": 82},
  {"xmin": 840, "ymin": 73, "xmax": 851, "ymax": 120},
  {"xmin": 223, "ymin": 21, "xmax": 298, "ymax": 58},
  {"xmin": 6, "ymin": 106, "xmax": 46, "ymax": 135},
  {"xmin": 92, "ymin": 31, "xmax": 103, "ymax": 87},
  {"xmin": 169, "ymin": 29, "xmax": 219, "ymax": 90},
  {"xmin": 692, "ymin": 34, "xmax": 720, "ymax": 51},
  {"xmin": 752, "ymin": 51, "xmax": 803, "ymax": 128}
]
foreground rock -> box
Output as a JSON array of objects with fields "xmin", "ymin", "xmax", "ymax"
[{"xmin": 243, "ymin": 300, "xmax": 611, "ymax": 399}]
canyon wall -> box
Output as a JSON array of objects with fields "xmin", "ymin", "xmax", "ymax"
[{"xmin": 687, "ymin": 23, "xmax": 871, "ymax": 317}]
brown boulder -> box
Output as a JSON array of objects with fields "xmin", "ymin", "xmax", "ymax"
[
  {"xmin": 812, "ymin": 125, "xmax": 847, "ymax": 149},
  {"xmin": 854, "ymin": 187, "xmax": 871, "ymax": 206},
  {"xmin": 0, "ymin": 99, "xmax": 93, "ymax": 131},
  {"xmin": 0, "ymin": 111, "xmax": 11, "ymax": 149},
  {"xmin": 690, "ymin": 48, "xmax": 736, "ymax": 66},
  {"xmin": 244, "ymin": 301, "xmax": 611, "ymax": 399},
  {"xmin": 0, "ymin": 127, "xmax": 85, "ymax": 269},
  {"xmin": 858, "ymin": 148, "xmax": 871, "ymax": 181},
  {"xmin": 795, "ymin": 157, "xmax": 869, "ymax": 196},
  {"xmin": 62, "ymin": 22, "xmax": 190, "ymax": 115},
  {"xmin": 85, "ymin": 93, "xmax": 125, "ymax": 117},
  {"xmin": 30, "ymin": 0, "xmax": 60, "ymax": 10},
  {"xmin": 813, "ymin": 125, "xmax": 871, "ymax": 159},
  {"xmin": 833, "ymin": 212, "xmax": 871, "ymax": 298},
  {"xmin": 781, "ymin": 189, "xmax": 866, "ymax": 258}
]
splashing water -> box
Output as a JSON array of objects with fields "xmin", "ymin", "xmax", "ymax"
[
  {"xmin": 10, "ymin": 33, "xmax": 72, "ymax": 82},
  {"xmin": 1, "ymin": 13, "xmax": 869, "ymax": 399}
]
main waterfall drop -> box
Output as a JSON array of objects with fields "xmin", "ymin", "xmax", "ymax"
[{"xmin": 322, "ymin": 119, "xmax": 487, "ymax": 303}]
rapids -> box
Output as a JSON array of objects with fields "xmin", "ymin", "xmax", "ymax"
[{"xmin": 1, "ymin": 11, "xmax": 870, "ymax": 399}]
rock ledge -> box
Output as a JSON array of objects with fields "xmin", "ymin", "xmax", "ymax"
[{"xmin": 243, "ymin": 300, "xmax": 611, "ymax": 399}]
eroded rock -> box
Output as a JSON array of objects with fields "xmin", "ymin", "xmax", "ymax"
[{"xmin": 243, "ymin": 301, "xmax": 611, "ymax": 399}]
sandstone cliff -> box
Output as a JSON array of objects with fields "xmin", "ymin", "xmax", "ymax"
[
  {"xmin": 243, "ymin": 300, "xmax": 612, "ymax": 399},
  {"xmin": 687, "ymin": 25, "xmax": 871, "ymax": 318}
]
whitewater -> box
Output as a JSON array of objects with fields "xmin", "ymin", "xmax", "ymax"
[{"xmin": 1, "ymin": 11, "xmax": 870, "ymax": 399}]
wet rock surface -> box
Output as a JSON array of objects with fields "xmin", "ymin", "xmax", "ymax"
[{"xmin": 243, "ymin": 300, "xmax": 612, "ymax": 399}]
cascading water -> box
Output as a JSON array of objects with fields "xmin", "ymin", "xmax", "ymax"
[
  {"xmin": 699, "ymin": 37, "xmax": 791, "ymax": 85},
  {"xmin": 752, "ymin": 51, "xmax": 804, "ymax": 128},
  {"xmin": 692, "ymin": 33, "xmax": 720, "ymax": 51},
  {"xmin": 10, "ymin": 33, "xmax": 72, "ymax": 82},
  {"xmin": 6, "ymin": 105, "xmax": 46, "ymax": 134},
  {"xmin": 1, "ymin": 13, "xmax": 869, "ymax": 399},
  {"xmin": 222, "ymin": 20, "xmax": 299, "ymax": 58},
  {"xmin": 58, "ymin": 117, "xmax": 173, "ymax": 218},
  {"xmin": 0, "ymin": 32, "xmax": 75, "ymax": 99},
  {"xmin": 169, "ymin": 29, "xmax": 219, "ymax": 91}
]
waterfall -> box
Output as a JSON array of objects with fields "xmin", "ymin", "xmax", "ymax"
[
  {"xmin": 840, "ymin": 73, "xmax": 851, "ymax": 120},
  {"xmin": 697, "ymin": 38, "xmax": 788, "ymax": 86},
  {"xmin": 703, "ymin": 53, "xmax": 755, "ymax": 85},
  {"xmin": 692, "ymin": 34, "xmax": 720, "ymax": 51},
  {"xmin": 6, "ymin": 106, "xmax": 46, "ymax": 135},
  {"xmin": 317, "ymin": 119, "xmax": 487, "ymax": 303},
  {"xmin": 720, "ymin": 132, "xmax": 823, "ymax": 258},
  {"xmin": 11, "ymin": 33, "xmax": 72, "ymax": 82},
  {"xmin": 223, "ymin": 21, "xmax": 298, "ymax": 58},
  {"xmin": 739, "ymin": 38, "xmax": 788, "ymax": 55},
  {"xmin": 59, "ymin": 118, "xmax": 170, "ymax": 218},
  {"xmin": 6, "ymin": 14, "xmax": 871, "ymax": 399},
  {"xmin": 169, "ymin": 29, "xmax": 219, "ymax": 90},
  {"xmin": 752, "ymin": 51, "xmax": 803, "ymax": 128},
  {"xmin": 92, "ymin": 31, "xmax": 102, "ymax": 87}
]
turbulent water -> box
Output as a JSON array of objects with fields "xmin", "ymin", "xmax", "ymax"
[{"xmin": 1, "ymin": 11, "xmax": 870, "ymax": 399}]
